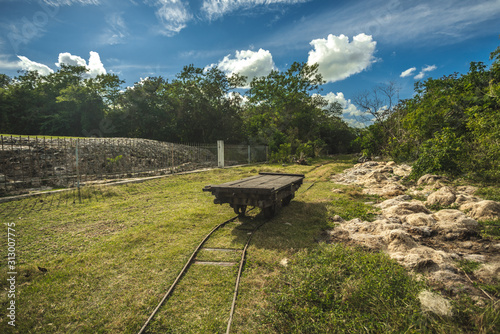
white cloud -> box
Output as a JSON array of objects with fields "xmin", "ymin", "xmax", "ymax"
[
  {"xmin": 414, "ymin": 64, "xmax": 437, "ymax": 80},
  {"xmin": 307, "ymin": 34, "xmax": 376, "ymax": 83},
  {"xmin": 322, "ymin": 92, "xmax": 364, "ymax": 117},
  {"xmin": 0, "ymin": 55, "xmax": 22, "ymax": 71},
  {"xmin": 215, "ymin": 48, "xmax": 276, "ymax": 85},
  {"xmin": 400, "ymin": 67, "xmax": 416, "ymax": 78},
  {"xmin": 87, "ymin": 51, "xmax": 106, "ymax": 77},
  {"xmin": 345, "ymin": 118, "xmax": 367, "ymax": 128},
  {"xmin": 56, "ymin": 52, "xmax": 87, "ymax": 67},
  {"xmin": 227, "ymin": 91, "xmax": 249, "ymax": 105},
  {"xmin": 149, "ymin": 0, "xmax": 192, "ymax": 36},
  {"xmin": 42, "ymin": 0, "xmax": 100, "ymax": 6},
  {"xmin": 267, "ymin": 0, "xmax": 500, "ymax": 50},
  {"xmin": 413, "ymin": 72, "xmax": 425, "ymax": 80},
  {"xmin": 101, "ymin": 12, "xmax": 128, "ymax": 45},
  {"xmin": 201, "ymin": 0, "xmax": 310, "ymax": 20},
  {"xmin": 17, "ymin": 56, "xmax": 54, "ymax": 75},
  {"xmin": 56, "ymin": 51, "xmax": 106, "ymax": 77},
  {"xmin": 422, "ymin": 65, "xmax": 437, "ymax": 72}
]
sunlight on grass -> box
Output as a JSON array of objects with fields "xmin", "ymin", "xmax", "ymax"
[{"xmin": 1, "ymin": 157, "xmax": 498, "ymax": 333}]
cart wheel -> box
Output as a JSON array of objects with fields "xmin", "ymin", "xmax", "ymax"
[
  {"xmin": 234, "ymin": 205, "xmax": 247, "ymax": 217},
  {"xmin": 263, "ymin": 205, "xmax": 276, "ymax": 218},
  {"xmin": 282, "ymin": 194, "xmax": 293, "ymax": 206}
]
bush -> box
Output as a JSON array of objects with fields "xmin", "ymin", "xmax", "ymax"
[
  {"xmin": 410, "ymin": 128, "xmax": 466, "ymax": 179},
  {"xmin": 270, "ymin": 143, "xmax": 292, "ymax": 163}
]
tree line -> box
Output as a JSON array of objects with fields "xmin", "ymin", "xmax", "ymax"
[
  {"xmin": 0, "ymin": 62, "xmax": 357, "ymax": 159},
  {"xmin": 357, "ymin": 45, "xmax": 500, "ymax": 182},
  {"xmin": 2, "ymin": 46, "xmax": 499, "ymax": 182}
]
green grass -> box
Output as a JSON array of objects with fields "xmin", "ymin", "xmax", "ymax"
[
  {"xmin": 478, "ymin": 220, "xmax": 500, "ymax": 240},
  {"xmin": 0, "ymin": 157, "xmax": 498, "ymax": 333},
  {"xmin": 475, "ymin": 185, "xmax": 500, "ymax": 202},
  {"xmin": 257, "ymin": 243, "xmax": 429, "ymax": 334}
]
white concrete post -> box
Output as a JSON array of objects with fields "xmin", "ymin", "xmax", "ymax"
[{"xmin": 217, "ymin": 140, "xmax": 224, "ymax": 168}]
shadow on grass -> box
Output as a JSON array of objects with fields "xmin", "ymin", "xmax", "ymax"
[{"xmin": 231, "ymin": 200, "xmax": 330, "ymax": 251}]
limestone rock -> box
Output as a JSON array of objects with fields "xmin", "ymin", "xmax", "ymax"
[
  {"xmin": 329, "ymin": 161, "xmax": 499, "ymax": 301},
  {"xmin": 390, "ymin": 246, "xmax": 456, "ymax": 272},
  {"xmin": 375, "ymin": 195, "xmax": 413, "ymax": 210},
  {"xmin": 392, "ymin": 164, "xmax": 412, "ymax": 177},
  {"xmin": 474, "ymin": 261, "xmax": 500, "ymax": 283},
  {"xmin": 456, "ymin": 185, "xmax": 478, "ymax": 195},
  {"xmin": 417, "ymin": 174, "xmax": 447, "ymax": 187},
  {"xmin": 460, "ymin": 200, "xmax": 500, "ymax": 221},
  {"xmin": 432, "ymin": 209, "xmax": 479, "ymax": 239},
  {"xmin": 382, "ymin": 201, "xmax": 431, "ymax": 218},
  {"xmin": 362, "ymin": 183, "xmax": 407, "ymax": 198},
  {"xmin": 386, "ymin": 230, "xmax": 418, "ymax": 252},
  {"xmin": 418, "ymin": 291, "xmax": 453, "ymax": 317},
  {"xmin": 454, "ymin": 194, "xmax": 480, "ymax": 206},
  {"xmin": 404, "ymin": 212, "xmax": 437, "ymax": 227},
  {"xmin": 426, "ymin": 186, "xmax": 456, "ymax": 207}
]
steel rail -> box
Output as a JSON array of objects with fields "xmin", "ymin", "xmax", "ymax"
[
  {"xmin": 226, "ymin": 218, "xmax": 268, "ymax": 334},
  {"xmin": 137, "ymin": 208, "xmax": 256, "ymax": 334}
]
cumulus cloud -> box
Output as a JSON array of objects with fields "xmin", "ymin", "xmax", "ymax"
[
  {"xmin": 322, "ymin": 92, "xmax": 364, "ymax": 117},
  {"xmin": 316, "ymin": 91, "xmax": 368, "ymax": 128},
  {"xmin": 215, "ymin": 48, "xmax": 276, "ymax": 85},
  {"xmin": 17, "ymin": 56, "xmax": 54, "ymax": 75},
  {"xmin": 56, "ymin": 52, "xmax": 87, "ymax": 67},
  {"xmin": 87, "ymin": 51, "xmax": 106, "ymax": 77},
  {"xmin": 400, "ymin": 67, "xmax": 416, "ymax": 78},
  {"xmin": 414, "ymin": 64, "xmax": 437, "ymax": 80},
  {"xmin": 307, "ymin": 33, "xmax": 377, "ymax": 83},
  {"xmin": 345, "ymin": 118, "xmax": 367, "ymax": 128},
  {"xmin": 148, "ymin": 0, "xmax": 192, "ymax": 36},
  {"xmin": 201, "ymin": 0, "xmax": 310, "ymax": 20},
  {"xmin": 0, "ymin": 55, "xmax": 23, "ymax": 71},
  {"xmin": 56, "ymin": 51, "xmax": 106, "ymax": 77}
]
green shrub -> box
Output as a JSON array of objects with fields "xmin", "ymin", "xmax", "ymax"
[
  {"xmin": 270, "ymin": 143, "xmax": 292, "ymax": 163},
  {"xmin": 410, "ymin": 128, "xmax": 465, "ymax": 179}
]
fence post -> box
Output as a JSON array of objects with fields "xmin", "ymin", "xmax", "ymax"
[
  {"xmin": 76, "ymin": 139, "xmax": 81, "ymax": 203},
  {"xmin": 217, "ymin": 140, "xmax": 224, "ymax": 168}
]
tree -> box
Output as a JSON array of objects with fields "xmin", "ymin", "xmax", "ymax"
[
  {"xmin": 0, "ymin": 74, "xmax": 11, "ymax": 132},
  {"xmin": 245, "ymin": 62, "xmax": 326, "ymax": 149},
  {"xmin": 171, "ymin": 65, "xmax": 245, "ymax": 143},
  {"xmin": 350, "ymin": 82, "xmax": 402, "ymax": 156}
]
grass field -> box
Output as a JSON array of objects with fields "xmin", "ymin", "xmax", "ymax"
[{"xmin": 0, "ymin": 156, "xmax": 498, "ymax": 333}]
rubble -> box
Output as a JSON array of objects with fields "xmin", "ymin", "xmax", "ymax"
[
  {"xmin": 460, "ymin": 200, "xmax": 500, "ymax": 222},
  {"xmin": 328, "ymin": 160, "xmax": 500, "ymax": 305}
]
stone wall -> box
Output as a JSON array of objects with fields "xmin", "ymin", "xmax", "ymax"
[{"xmin": 0, "ymin": 136, "xmax": 221, "ymax": 196}]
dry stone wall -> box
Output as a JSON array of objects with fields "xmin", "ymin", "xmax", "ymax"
[{"xmin": 0, "ymin": 136, "xmax": 218, "ymax": 196}]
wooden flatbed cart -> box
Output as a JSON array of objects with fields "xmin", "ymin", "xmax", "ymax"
[{"xmin": 203, "ymin": 172, "xmax": 305, "ymax": 218}]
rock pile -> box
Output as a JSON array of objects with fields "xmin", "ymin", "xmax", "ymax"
[
  {"xmin": 331, "ymin": 161, "xmax": 412, "ymax": 197},
  {"xmin": 328, "ymin": 161, "xmax": 500, "ymax": 308}
]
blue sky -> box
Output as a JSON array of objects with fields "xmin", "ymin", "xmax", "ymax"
[{"xmin": 0, "ymin": 0, "xmax": 499, "ymax": 127}]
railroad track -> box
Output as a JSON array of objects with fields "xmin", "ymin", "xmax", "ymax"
[{"xmin": 137, "ymin": 207, "xmax": 265, "ymax": 334}]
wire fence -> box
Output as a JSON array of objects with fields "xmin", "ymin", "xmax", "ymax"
[{"xmin": 0, "ymin": 135, "xmax": 267, "ymax": 197}]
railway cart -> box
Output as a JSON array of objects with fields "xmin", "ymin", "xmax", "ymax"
[{"xmin": 203, "ymin": 172, "xmax": 305, "ymax": 218}]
